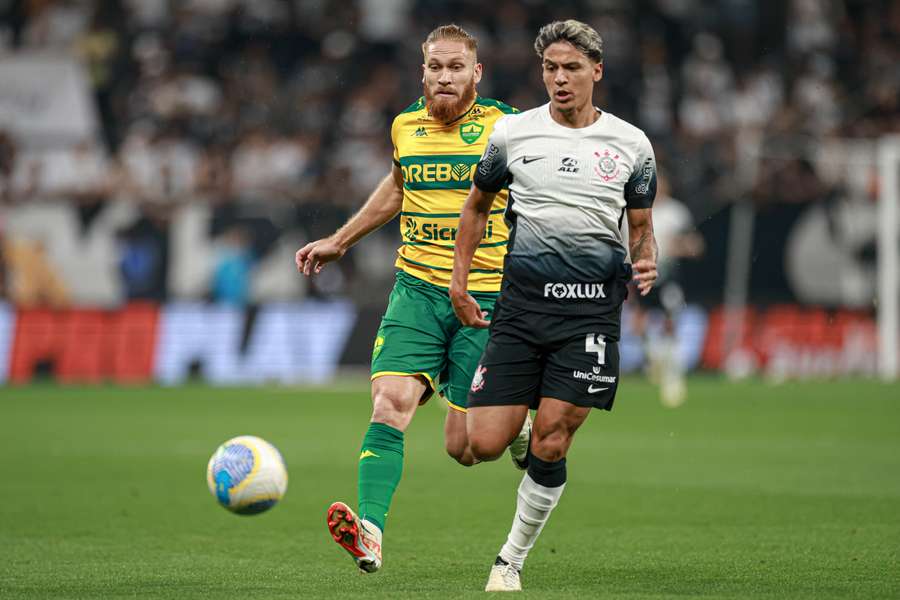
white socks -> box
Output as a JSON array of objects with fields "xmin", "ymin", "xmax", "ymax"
[{"xmin": 498, "ymin": 472, "xmax": 566, "ymax": 571}]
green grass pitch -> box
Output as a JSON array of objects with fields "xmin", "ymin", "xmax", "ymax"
[{"xmin": 1, "ymin": 378, "xmax": 898, "ymax": 599}]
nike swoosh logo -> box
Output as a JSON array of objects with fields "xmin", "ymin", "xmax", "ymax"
[
  {"xmin": 587, "ymin": 385, "xmax": 609, "ymax": 394},
  {"xmin": 522, "ymin": 156, "xmax": 545, "ymax": 164}
]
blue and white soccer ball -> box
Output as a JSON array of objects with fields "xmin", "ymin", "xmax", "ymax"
[{"xmin": 207, "ymin": 435, "xmax": 288, "ymax": 515}]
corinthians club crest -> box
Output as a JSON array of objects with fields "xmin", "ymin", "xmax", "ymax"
[
  {"xmin": 594, "ymin": 149, "xmax": 620, "ymax": 182},
  {"xmin": 470, "ymin": 364, "xmax": 487, "ymax": 392}
]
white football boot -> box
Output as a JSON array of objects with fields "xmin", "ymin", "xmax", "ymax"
[
  {"xmin": 326, "ymin": 501, "xmax": 383, "ymax": 573},
  {"xmin": 485, "ymin": 556, "xmax": 522, "ymax": 592},
  {"xmin": 508, "ymin": 412, "xmax": 532, "ymax": 470}
]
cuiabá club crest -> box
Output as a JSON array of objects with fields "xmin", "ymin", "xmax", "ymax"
[{"xmin": 459, "ymin": 121, "xmax": 484, "ymax": 144}]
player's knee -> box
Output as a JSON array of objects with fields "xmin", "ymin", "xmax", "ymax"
[
  {"xmin": 530, "ymin": 429, "xmax": 570, "ymax": 463},
  {"xmin": 370, "ymin": 391, "xmax": 415, "ymax": 431}
]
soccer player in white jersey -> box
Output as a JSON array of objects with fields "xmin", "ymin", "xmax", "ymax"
[{"xmin": 449, "ymin": 20, "xmax": 658, "ymax": 591}]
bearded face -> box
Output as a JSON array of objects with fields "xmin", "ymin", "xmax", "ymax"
[
  {"xmin": 422, "ymin": 40, "xmax": 482, "ymax": 123},
  {"xmin": 424, "ymin": 77, "xmax": 477, "ymax": 123}
]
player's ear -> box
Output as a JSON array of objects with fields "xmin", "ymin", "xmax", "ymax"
[
  {"xmin": 473, "ymin": 62, "xmax": 483, "ymax": 84},
  {"xmin": 593, "ymin": 61, "xmax": 603, "ymax": 83},
  {"xmin": 421, "ymin": 63, "xmax": 426, "ymax": 83}
]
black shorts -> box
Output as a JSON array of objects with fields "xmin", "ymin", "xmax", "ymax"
[{"xmin": 468, "ymin": 302, "xmax": 622, "ymax": 411}]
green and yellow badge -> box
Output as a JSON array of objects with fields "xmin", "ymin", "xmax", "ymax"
[
  {"xmin": 459, "ymin": 121, "xmax": 484, "ymax": 144},
  {"xmin": 372, "ymin": 335, "xmax": 385, "ymax": 358}
]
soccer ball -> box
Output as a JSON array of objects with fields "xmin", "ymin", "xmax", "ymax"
[{"xmin": 207, "ymin": 435, "xmax": 288, "ymax": 515}]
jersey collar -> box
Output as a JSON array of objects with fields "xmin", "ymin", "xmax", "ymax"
[{"xmin": 541, "ymin": 102, "xmax": 606, "ymax": 133}]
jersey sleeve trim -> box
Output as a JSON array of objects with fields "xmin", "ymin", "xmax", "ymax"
[
  {"xmin": 473, "ymin": 117, "xmax": 511, "ymax": 194},
  {"xmin": 400, "ymin": 97, "xmax": 426, "ymax": 114},
  {"xmin": 624, "ymin": 134, "xmax": 657, "ymax": 210}
]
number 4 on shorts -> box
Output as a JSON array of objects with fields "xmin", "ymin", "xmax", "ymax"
[{"xmin": 585, "ymin": 333, "xmax": 606, "ymax": 365}]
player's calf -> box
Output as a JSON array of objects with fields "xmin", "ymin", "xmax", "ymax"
[
  {"xmin": 529, "ymin": 429, "xmax": 571, "ymax": 462},
  {"xmin": 529, "ymin": 399, "xmax": 590, "ymax": 462},
  {"xmin": 444, "ymin": 407, "xmax": 477, "ymax": 466},
  {"xmin": 469, "ymin": 433, "xmax": 511, "ymax": 462},
  {"xmin": 445, "ymin": 442, "xmax": 477, "ymax": 466},
  {"xmin": 369, "ymin": 374, "xmax": 428, "ymax": 431},
  {"xmin": 467, "ymin": 405, "xmax": 530, "ymax": 462}
]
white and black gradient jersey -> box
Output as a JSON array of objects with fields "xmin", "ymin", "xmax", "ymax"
[{"xmin": 473, "ymin": 103, "xmax": 657, "ymax": 316}]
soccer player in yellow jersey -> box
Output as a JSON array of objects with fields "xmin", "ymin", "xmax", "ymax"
[{"xmin": 295, "ymin": 24, "xmax": 529, "ymax": 574}]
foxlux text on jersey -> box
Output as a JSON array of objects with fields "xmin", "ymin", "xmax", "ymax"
[{"xmin": 543, "ymin": 283, "xmax": 607, "ymax": 300}]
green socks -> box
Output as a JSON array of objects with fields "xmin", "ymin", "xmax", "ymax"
[{"xmin": 357, "ymin": 422, "xmax": 404, "ymax": 532}]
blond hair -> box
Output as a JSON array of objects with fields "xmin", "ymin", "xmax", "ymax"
[
  {"xmin": 422, "ymin": 24, "xmax": 478, "ymax": 59},
  {"xmin": 534, "ymin": 19, "xmax": 603, "ymax": 63}
]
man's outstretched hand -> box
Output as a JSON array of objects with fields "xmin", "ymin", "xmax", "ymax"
[{"xmin": 295, "ymin": 238, "xmax": 346, "ymax": 276}]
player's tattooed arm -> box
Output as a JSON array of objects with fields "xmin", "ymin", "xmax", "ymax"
[
  {"xmin": 296, "ymin": 166, "xmax": 404, "ymax": 275},
  {"xmin": 627, "ymin": 207, "xmax": 658, "ymax": 296},
  {"xmin": 450, "ymin": 185, "xmax": 496, "ymax": 328}
]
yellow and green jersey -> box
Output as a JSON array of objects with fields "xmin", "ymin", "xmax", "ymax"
[{"xmin": 391, "ymin": 96, "xmax": 518, "ymax": 292}]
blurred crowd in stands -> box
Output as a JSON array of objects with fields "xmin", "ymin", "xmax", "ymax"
[{"xmin": 0, "ymin": 0, "xmax": 897, "ymax": 306}]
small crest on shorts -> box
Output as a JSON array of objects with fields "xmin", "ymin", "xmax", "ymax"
[
  {"xmin": 372, "ymin": 335, "xmax": 385, "ymax": 358},
  {"xmin": 470, "ymin": 364, "xmax": 487, "ymax": 392},
  {"xmin": 594, "ymin": 149, "xmax": 620, "ymax": 182}
]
